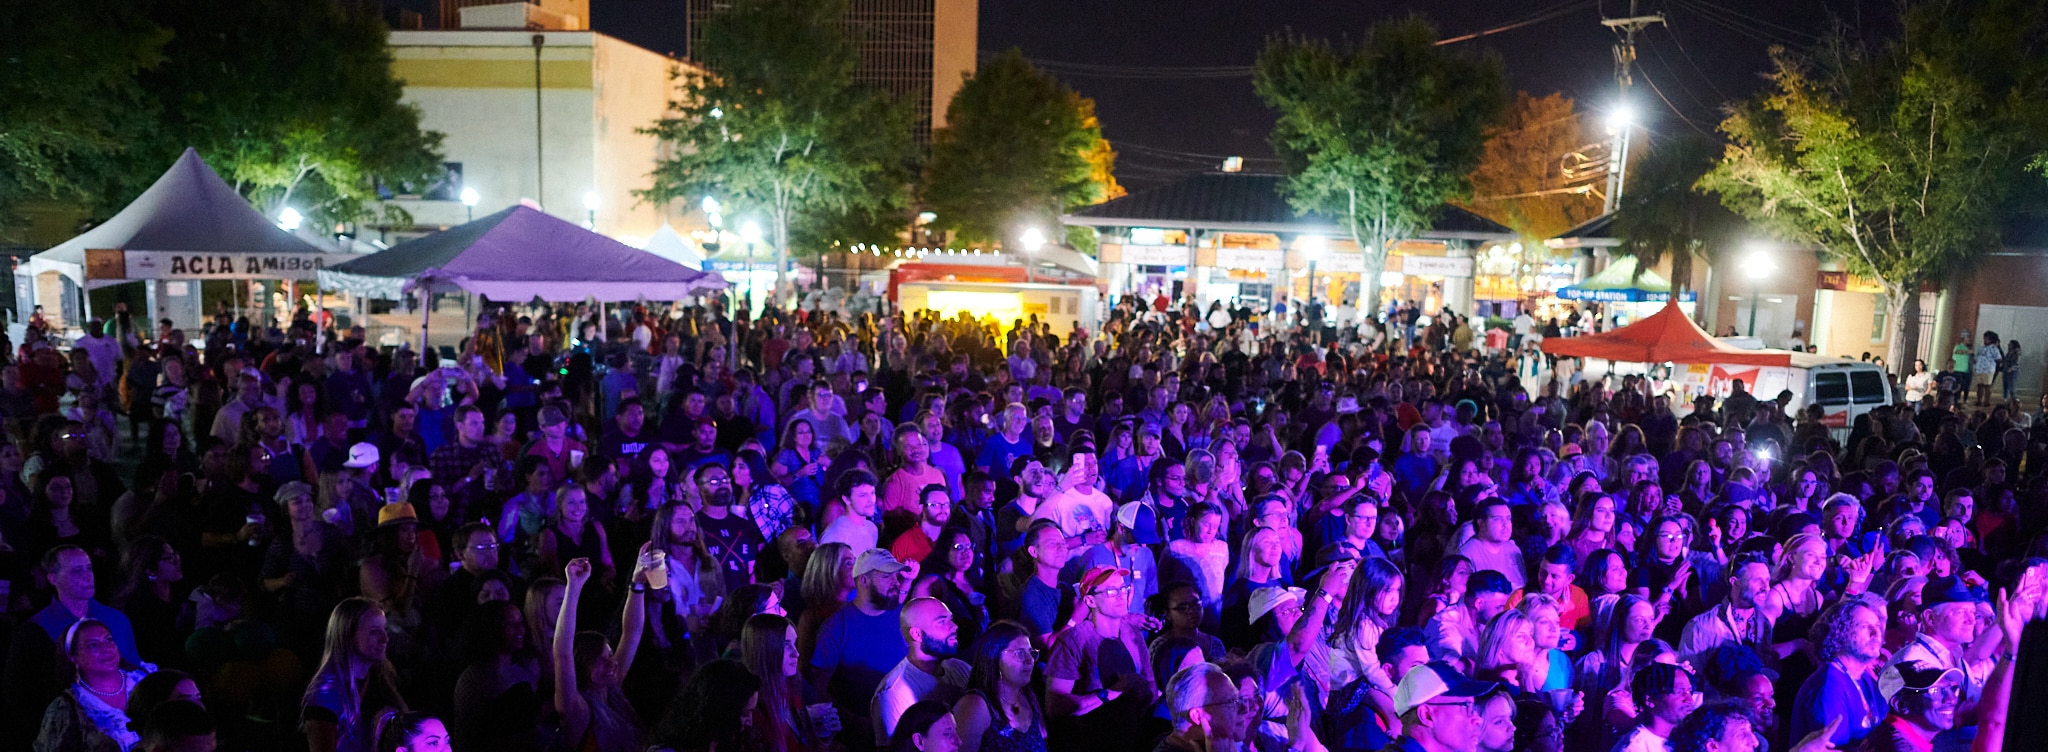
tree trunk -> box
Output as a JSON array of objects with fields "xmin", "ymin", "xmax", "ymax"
[
  {"xmin": 1885, "ymin": 282, "xmax": 1920, "ymax": 379},
  {"xmin": 773, "ymin": 210, "xmax": 791, "ymax": 301},
  {"xmin": 1354, "ymin": 230, "xmax": 1386, "ymax": 329}
]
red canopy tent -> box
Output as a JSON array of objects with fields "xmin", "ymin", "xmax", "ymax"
[{"xmin": 1541, "ymin": 302, "xmax": 1792, "ymax": 366}]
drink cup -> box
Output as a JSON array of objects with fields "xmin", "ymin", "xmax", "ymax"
[
  {"xmin": 645, "ymin": 550, "xmax": 669, "ymax": 590},
  {"xmin": 569, "ymin": 449, "xmax": 585, "ymax": 470}
]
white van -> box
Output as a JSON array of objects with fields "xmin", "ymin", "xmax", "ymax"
[{"xmin": 1681, "ymin": 353, "xmax": 1893, "ymax": 437}]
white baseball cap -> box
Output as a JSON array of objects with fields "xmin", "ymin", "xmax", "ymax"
[
  {"xmin": 343, "ymin": 442, "xmax": 380, "ymax": 469},
  {"xmin": 1247, "ymin": 586, "xmax": 1306, "ymax": 624},
  {"xmin": 1392, "ymin": 661, "xmax": 1500, "ymax": 716}
]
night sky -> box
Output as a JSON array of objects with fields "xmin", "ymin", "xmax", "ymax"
[{"xmin": 593, "ymin": 0, "xmax": 1895, "ymax": 189}]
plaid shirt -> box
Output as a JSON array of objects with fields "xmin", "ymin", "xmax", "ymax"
[{"xmin": 428, "ymin": 441, "xmax": 500, "ymax": 493}]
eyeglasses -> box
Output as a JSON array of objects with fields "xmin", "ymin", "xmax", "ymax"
[
  {"xmin": 949, "ymin": 542, "xmax": 973, "ymax": 552},
  {"xmin": 1423, "ymin": 700, "xmax": 1476, "ymax": 715},
  {"xmin": 1004, "ymin": 646, "xmax": 1040, "ymax": 661},
  {"xmin": 1200, "ymin": 694, "xmax": 1255, "ymax": 713},
  {"xmin": 700, "ymin": 477, "xmax": 731, "ymax": 487},
  {"xmin": 1168, "ymin": 603, "xmax": 1203, "ymax": 614},
  {"xmin": 1088, "ymin": 584, "xmax": 1134, "ymax": 598},
  {"xmin": 471, "ymin": 543, "xmax": 500, "ymax": 551}
]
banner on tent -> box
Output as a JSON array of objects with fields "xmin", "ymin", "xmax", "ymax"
[{"xmin": 86, "ymin": 250, "xmax": 358, "ymax": 281}]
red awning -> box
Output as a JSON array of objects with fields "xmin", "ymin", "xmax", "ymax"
[{"xmin": 1540, "ymin": 302, "xmax": 1792, "ymax": 366}]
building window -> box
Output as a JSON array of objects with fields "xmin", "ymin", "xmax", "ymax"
[{"xmin": 1872, "ymin": 295, "xmax": 1887, "ymax": 343}]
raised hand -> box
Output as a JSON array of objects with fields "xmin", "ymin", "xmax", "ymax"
[
  {"xmin": 1788, "ymin": 716, "xmax": 1842, "ymax": 752},
  {"xmin": 565, "ymin": 557, "xmax": 592, "ymax": 587}
]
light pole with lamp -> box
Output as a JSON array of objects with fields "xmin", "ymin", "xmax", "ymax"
[
  {"xmin": 1019, "ymin": 226, "xmax": 1047, "ymax": 284},
  {"xmin": 1742, "ymin": 244, "xmax": 1776, "ymax": 337},
  {"xmin": 582, "ymin": 192, "xmax": 599, "ymax": 230},
  {"xmin": 460, "ymin": 187, "xmax": 479, "ymax": 222},
  {"xmin": 1301, "ymin": 234, "xmax": 1327, "ymax": 311},
  {"xmin": 740, "ymin": 220, "xmax": 762, "ymax": 311}
]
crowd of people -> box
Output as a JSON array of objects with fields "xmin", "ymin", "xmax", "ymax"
[{"xmin": 0, "ymin": 289, "xmax": 2041, "ymax": 752}]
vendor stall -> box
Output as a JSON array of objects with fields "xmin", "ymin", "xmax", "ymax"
[{"xmin": 17, "ymin": 148, "xmax": 352, "ymax": 333}]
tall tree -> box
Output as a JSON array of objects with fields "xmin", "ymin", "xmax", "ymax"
[
  {"xmin": 0, "ymin": 0, "xmax": 167, "ymax": 228},
  {"xmin": 1463, "ymin": 92, "xmax": 1602, "ymax": 240},
  {"xmin": 1254, "ymin": 16, "xmax": 1507, "ymax": 311},
  {"xmin": 641, "ymin": 0, "xmax": 913, "ymax": 290},
  {"xmin": 1701, "ymin": 0, "xmax": 2048, "ymax": 372},
  {"xmin": 136, "ymin": 0, "xmax": 444, "ymax": 228},
  {"xmin": 921, "ymin": 49, "xmax": 1119, "ymax": 247},
  {"xmin": 1614, "ymin": 133, "xmax": 1742, "ymax": 295}
]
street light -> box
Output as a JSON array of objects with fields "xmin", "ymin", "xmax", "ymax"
[
  {"xmin": 1301, "ymin": 235, "xmax": 1328, "ymax": 307},
  {"xmin": 701, "ymin": 196, "xmax": 720, "ymax": 215},
  {"xmin": 582, "ymin": 191, "xmax": 599, "ymax": 230},
  {"xmin": 460, "ymin": 187, "xmax": 479, "ymax": 222},
  {"xmin": 740, "ymin": 220, "xmax": 763, "ymax": 311},
  {"xmin": 278, "ymin": 207, "xmax": 302, "ymax": 231},
  {"xmin": 1019, "ymin": 226, "xmax": 1047, "ymax": 283},
  {"xmin": 1742, "ymin": 244, "xmax": 1777, "ymax": 337},
  {"xmin": 1605, "ymin": 103, "xmax": 1635, "ymax": 136}
]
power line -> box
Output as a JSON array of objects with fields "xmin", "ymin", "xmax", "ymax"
[
  {"xmin": 1637, "ymin": 66, "xmax": 1715, "ymax": 137},
  {"xmin": 1684, "ymin": 0, "xmax": 1816, "ymax": 42},
  {"xmin": 1659, "ymin": 21, "xmax": 1733, "ymax": 103},
  {"xmin": 1439, "ymin": 0, "xmax": 1598, "ymax": 45}
]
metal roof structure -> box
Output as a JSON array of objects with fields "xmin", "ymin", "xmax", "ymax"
[{"xmin": 1062, "ymin": 172, "xmax": 1515, "ymax": 242}]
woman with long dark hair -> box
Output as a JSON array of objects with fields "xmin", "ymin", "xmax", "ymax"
[
  {"xmin": 772, "ymin": 419, "xmax": 826, "ymax": 512},
  {"xmin": 450, "ymin": 600, "xmax": 540, "ymax": 751},
  {"xmin": 114, "ymin": 535, "xmax": 187, "ymax": 667},
  {"xmin": 651, "ymin": 658, "xmax": 760, "ymax": 752},
  {"xmin": 952, "ymin": 621, "xmax": 1047, "ymax": 752},
  {"xmin": 552, "ymin": 553, "xmax": 652, "ymax": 752},
  {"xmin": 740, "ymin": 613, "xmax": 836, "ymax": 752}
]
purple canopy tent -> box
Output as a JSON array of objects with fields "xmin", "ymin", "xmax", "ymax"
[
  {"xmin": 319, "ymin": 205, "xmax": 727, "ymax": 353},
  {"xmin": 318, "ymin": 204, "xmax": 726, "ymax": 301}
]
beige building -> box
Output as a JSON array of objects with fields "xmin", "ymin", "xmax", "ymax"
[{"xmin": 383, "ymin": 7, "xmax": 703, "ymax": 246}]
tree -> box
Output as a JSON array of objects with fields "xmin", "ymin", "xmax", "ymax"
[
  {"xmin": 640, "ymin": 0, "xmax": 914, "ymax": 291},
  {"xmin": 0, "ymin": 0, "xmax": 167, "ymax": 227},
  {"xmin": 1701, "ymin": 0, "xmax": 2048, "ymax": 372},
  {"xmin": 134, "ymin": 0, "xmax": 444, "ymax": 228},
  {"xmin": 1614, "ymin": 133, "xmax": 1742, "ymax": 295},
  {"xmin": 1463, "ymin": 91, "xmax": 1602, "ymax": 240},
  {"xmin": 921, "ymin": 49, "xmax": 1119, "ymax": 247},
  {"xmin": 1254, "ymin": 16, "xmax": 1507, "ymax": 311}
]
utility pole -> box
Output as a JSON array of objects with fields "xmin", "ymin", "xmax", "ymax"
[{"xmin": 1601, "ymin": 1, "xmax": 1664, "ymax": 214}]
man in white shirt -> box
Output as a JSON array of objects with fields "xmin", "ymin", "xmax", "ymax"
[
  {"xmin": 1615, "ymin": 662, "xmax": 1698, "ymax": 752},
  {"xmin": 1040, "ymin": 450, "xmax": 1114, "ymax": 543},
  {"xmin": 1457, "ymin": 498, "xmax": 1526, "ymax": 590},
  {"xmin": 820, "ymin": 469, "xmax": 882, "ymax": 553},
  {"xmin": 873, "ymin": 597, "xmax": 970, "ymax": 744},
  {"xmin": 73, "ymin": 319, "xmax": 121, "ymax": 389}
]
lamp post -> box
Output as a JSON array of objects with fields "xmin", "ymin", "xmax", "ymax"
[
  {"xmin": 1019, "ymin": 227, "xmax": 1047, "ymax": 284},
  {"xmin": 1742, "ymin": 244, "xmax": 1776, "ymax": 338},
  {"xmin": 740, "ymin": 220, "xmax": 762, "ymax": 311},
  {"xmin": 1604, "ymin": 102, "xmax": 1636, "ymax": 214},
  {"xmin": 582, "ymin": 191, "xmax": 599, "ymax": 230},
  {"xmin": 460, "ymin": 187, "xmax": 479, "ymax": 222},
  {"xmin": 278, "ymin": 207, "xmax": 302, "ymax": 231},
  {"xmin": 1301, "ymin": 234, "xmax": 1327, "ymax": 308}
]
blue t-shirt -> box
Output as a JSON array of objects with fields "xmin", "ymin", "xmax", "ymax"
[
  {"xmin": 1020, "ymin": 577, "xmax": 1064, "ymax": 639},
  {"xmin": 810, "ymin": 606, "xmax": 906, "ymax": 713},
  {"xmin": 1790, "ymin": 663, "xmax": 1885, "ymax": 747},
  {"xmin": 502, "ymin": 361, "xmax": 537, "ymax": 410},
  {"xmin": 1391, "ymin": 454, "xmax": 1439, "ymax": 501},
  {"xmin": 976, "ymin": 432, "xmax": 1036, "ymax": 482}
]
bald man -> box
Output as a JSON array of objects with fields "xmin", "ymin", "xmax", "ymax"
[{"xmin": 872, "ymin": 597, "xmax": 971, "ymax": 744}]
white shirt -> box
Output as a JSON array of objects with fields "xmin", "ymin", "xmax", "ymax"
[
  {"xmin": 1040, "ymin": 485, "xmax": 1114, "ymax": 538},
  {"xmin": 820, "ymin": 514, "xmax": 879, "ymax": 553},
  {"xmin": 873, "ymin": 656, "xmax": 970, "ymax": 744},
  {"xmin": 1613, "ymin": 725, "xmax": 1667, "ymax": 752}
]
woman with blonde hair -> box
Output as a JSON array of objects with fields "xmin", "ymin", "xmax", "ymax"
[
  {"xmin": 303, "ymin": 598, "xmax": 407, "ymax": 752},
  {"xmin": 1474, "ymin": 609, "xmax": 1541, "ymax": 691}
]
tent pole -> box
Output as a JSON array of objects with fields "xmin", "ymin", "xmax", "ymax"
[
  {"xmin": 315, "ymin": 284, "xmax": 325, "ymax": 354},
  {"xmin": 418, "ymin": 288, "xmax": 431, "ymax": 358}
]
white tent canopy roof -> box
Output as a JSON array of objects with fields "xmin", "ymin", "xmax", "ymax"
[
  {"xmin": 641, "ymin": 223, "xmax": 704, "ymax": 269},
  {"xmin": 20, "ymin": 148, "xmax": 326, "ymax": 288}
]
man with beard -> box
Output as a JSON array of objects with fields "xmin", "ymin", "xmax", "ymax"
[
  {"xmin": 872, "ymin": 597, "xmax": 969, "ymax": 744},
  {"xmin": 1790, "ymin": 592, "xmax": 1889, "ymax": 746},
  {"xmin": 1679, "ymin": 553, "xmax": 1778, "ymax": 668},
  {"xmin": 1863, "ymin": 665, "xmax": 1962, "ymax": 752},
  {"xmin": 810, "ymin": 549, "xmax": 910, "ymax": 746},
  {"xmin": 889, "ymin": 484, "xmax": 953, "ymax": 564},
  {"xmin": 694, "ymin": 462, "xmax": 764, "ymax": 593}
]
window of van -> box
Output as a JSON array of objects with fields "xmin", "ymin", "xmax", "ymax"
[
  {"xmin": 1814, "ymin": 371, "xmax": 1850, "ymax": 405},
  {"xmin": 1850, "ymin": 370, "xmax": 1887, "ymax": 404}
]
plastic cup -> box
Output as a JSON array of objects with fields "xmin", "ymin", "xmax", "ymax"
[{"xmin": 645, "ymin": 551, "xmax": 668, "ymax": 590}]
